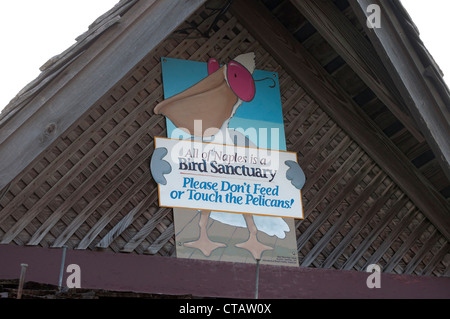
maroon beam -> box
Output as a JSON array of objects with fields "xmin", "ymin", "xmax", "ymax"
[{"xmin": 0, "ymin": 244, "xmax": 449, "ymax": 298}]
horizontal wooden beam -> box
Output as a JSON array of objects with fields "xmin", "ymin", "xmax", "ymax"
[
  {"xmin": 290, "ymin": 0, "xmax": 424, "ymax": 142},
  {"xmin": 230, "ymin": 0, "xmax": 450, "ymax": 240},
  {"xmin": 1, "ymin": 245, "xmax": 449, "ymax": 298},
  {"xmin": 0, "ymin": 0, "xmax": 206, "ymax": 191},
  {"xmin": 350, "ymin": 0, "xmax": 450, "ymax": 182}
]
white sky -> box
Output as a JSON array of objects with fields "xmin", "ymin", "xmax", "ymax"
[
  {"xmin": 0, "ymin": 0, "xmax": 449, "ymax": 110},
  {"xmin": 402, "ymin": 0, "xmax": 450, "ymax": 80}
]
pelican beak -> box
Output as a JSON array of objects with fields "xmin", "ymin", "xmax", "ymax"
[{"xmin": 154, "ymin": 66, "xmax": 237, "ymax": 137}]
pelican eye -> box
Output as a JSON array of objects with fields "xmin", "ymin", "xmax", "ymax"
[{"xmin": 227, "ymin": 61, "xmax": 255, "ymax": 102}]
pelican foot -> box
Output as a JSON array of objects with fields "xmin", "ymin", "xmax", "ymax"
[
  {"xmin": 184, "ymin": 238, "xmax": 226, "ymax": 257},
  {"xmin": 235, "ymin": 235, "xmax": 273, "ymax": 260}
]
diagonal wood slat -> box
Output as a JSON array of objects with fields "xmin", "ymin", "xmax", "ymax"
[
  {"xmin": 343, "ymin": 194, "xmax": 409, "ymax": 270},
  {"xmin": 298, "ymin": 154, "xmax": 371, "ymax": 249},
  {"xmin": 383, "ymin": 219, "xmax": 430, "ymax": 273},
  {"xmin": 321, "ymin": 181, "xmax": 395, "ymax": 268},
  {"xmin": 147, "ymin": 224, "xmax": 174, "ymax": 255},
  {"xmin": 121, "ymin": 207, "xmax": 172, "ymax": 253},
  {"xmin": 420, "ymin": 242, "xmax": 449, "ymax": 276},
  {"xmin": 361, "ymin": 205, "xmax": 417, "ymax": 270},
  {"xmin": 90, "ymin": 189, "xmax": 159, "ymax": 250},
  {"xmin": 403, "ymin": 230, "xmax": 441, "ymax": 275},
  {"xmin": 301, "ymin": 168, "xmax": 384, "ymax": 267}
]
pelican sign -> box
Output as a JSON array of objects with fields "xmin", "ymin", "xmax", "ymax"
[{"xmin": 150, "ymin": 54, "xmax": 304, "ymax": 265}]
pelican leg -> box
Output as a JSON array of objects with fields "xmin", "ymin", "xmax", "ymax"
[
  {"xmin": 236, "ymin": 214, "xmax": 273, "ymax": 260},
  {"xmin": 184, "ymin": 210, "xmax": 226, "ymax": 257}
]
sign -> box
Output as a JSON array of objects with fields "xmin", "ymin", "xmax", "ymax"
[
  {"xmin": 155, "ymin": 137, "xmax": 303, "ymax": 219},
  {"xmin": 151, "ymin": 54, "xmax": 305, "ymax": 266}
]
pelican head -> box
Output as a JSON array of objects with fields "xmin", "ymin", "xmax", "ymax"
[{"xmin": 154, "ymin": 53, "xmax": 256, "ymax": 138}]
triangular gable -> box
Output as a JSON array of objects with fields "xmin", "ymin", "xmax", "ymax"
[{"xmin": 0, "ymin": 0, "xmax": 448, "ymax": 282}]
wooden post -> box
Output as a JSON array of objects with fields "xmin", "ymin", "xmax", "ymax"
[
  {"xmin": 17, "ymin": 263, "xmax": 28, "ymax": 299},
  {"xmin": 255, "ymin": 259, "xmax": 261, "ymax": 299},
  {"xmin": 58, "ymin": 246, "xmax": 67, "ymax": 291}
]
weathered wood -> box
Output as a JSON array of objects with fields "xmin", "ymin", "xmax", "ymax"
[
  {"xmin": 230, "ymin": 0, "xmax": 450, "ymax": 241},
  {"xmin": 298, "ymin": 135, "xmax": 352, "ymax": 197},
  {"xmin": 120, "ymin": 207, "xmax": 172, "ymax": 253},
  {"xmin": 291, "ymin": 0, "xmax": 424, "ymax": 142},
  {"xmin": 341, "ymin": 196, "xmax": 412, "ymax": 270},
  {"xmin": 301, "ymin": 147, "xmax": 364, "ymax": 220},
  {"xmin": 0, "ymin": 55, "xmax": 164, "ymax": 234},
  {"xmin": 403, "ymin": 230, "xmax": 440, "ymax": 275},
  {"xmin": 301, "ymin": 123, "xmax": 341, "ymax": 165},
  {"xmin": 0, "ymin": 55, "xmax": 163, "ymax": 225},
  {"xmin": 298, "ymin": 153, "xmax": 370, "ymax": 249},
  {"xmin": 49, "ymin": 171, "xmax": 150, "ymax": 248},
  {"xmin": 420, "ymin": 242, "xmax": 449, "ymax": 276},
  {"xmin": 361, "ymin": 204, "xmax": 417, "ymax": 270},
  {"xmin": 322, "ymin": 181, "xmax": 396, "ymax": 268},
  {"xmin": 291, "ymin": 112, "xmax": 331, "ymax": 151},
  {"xmin": 383, "ymin": 219, "xmax": 430, "ymax": 273},
  {"xmin": 0, "ymin": 0, "xmax": 206, "ymax": 192},
  {"xmin": 49, "ymin": 139, "xmax": 158, "ymax": 248},
  {"xmin": 1, "ymin": 112, "xmax": 163, "ymax": 245},
  {"xmin": 74, "ymin": 179, "xmax": 154, "ymax": 250},
  {"xmin": 2, "ymin": 245, "xmax": 450, "ymax": 299},
  {"xmin": 300, "ymin": 165, "xmax": 382, "ymax": 267},
  {"xmin": 285, "ymin": 100, "xmax": 316, "ymax": 138},
  {"xmin": 147, "ymin": 224, "xmax": 174, "ymax": 255},
  {"xmin": 350, "ymin": 0, "xmax": 450, "ymax": 182},
  {"xmin": 95, "ymin": 193, "xmax": 158, "ymax": 249}
]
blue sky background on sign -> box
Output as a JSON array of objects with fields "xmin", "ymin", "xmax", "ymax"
[{"xmin": 161, "ymin": 57, "xmax": 287, "ymax": 151}]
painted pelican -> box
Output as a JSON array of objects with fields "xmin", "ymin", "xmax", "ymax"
[{"xmin": 151, "ymin": 53, "xmax": 305, "ymax": 260}]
